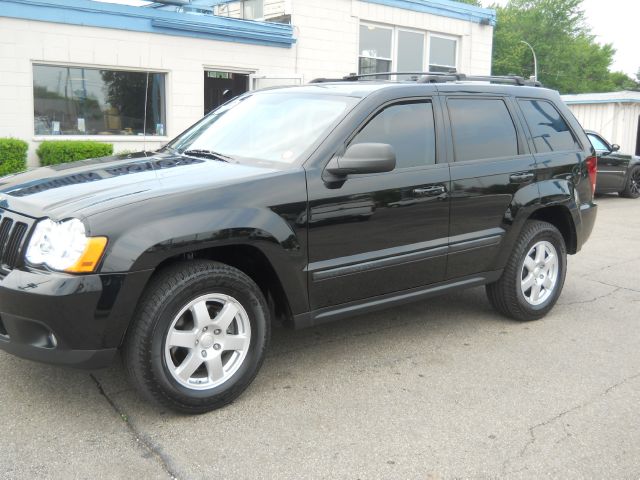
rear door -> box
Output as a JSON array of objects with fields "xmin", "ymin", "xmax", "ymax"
[
  {"xmin": 442, "ymin": 95, "xmax": 537, "ymax": 279},
  {"xmin": 306, "ymin": 97, "xmax": 450, "ymax": 309}
]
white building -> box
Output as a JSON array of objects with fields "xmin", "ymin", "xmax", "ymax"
[
  {"xmin": 562, "ymin": 91, "xmax": 640, "ymax": 156},
  {"xmin": 0, "ymin": 0, "xmax": 496, "ymax": 166}
]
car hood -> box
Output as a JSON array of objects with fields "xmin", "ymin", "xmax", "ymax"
[{"xmin": 0, "ymin": 152, "xmax": 280, "ymax": 220}]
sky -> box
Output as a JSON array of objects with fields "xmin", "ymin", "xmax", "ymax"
[
  {"xmin": 95, "ymin": 0, "xmax": 638, "ymax": 78},
  {"xmin": 488, "ymin": 0, "xmax": 638, "ymax": 77}
]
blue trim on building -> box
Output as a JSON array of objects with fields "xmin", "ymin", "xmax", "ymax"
[
  {"xmin": 0, "ymin": 0, "xmax": 295, "ymax": 48},
  {"xmin": 361, "ymin": 0, "xmax": 496, "ymax": 25}
]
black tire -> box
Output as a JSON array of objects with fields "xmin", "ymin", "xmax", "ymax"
[
  {"xmin": 619, "ymin": 166, "xmax": 640, "ymax": 199},
  {"xmin": 122, "ymin": 260, "xmax": 270, "ymax": 414},
  {"xmin": 486, "ymin": 220, "xmax": 567, "ymax": 321}
]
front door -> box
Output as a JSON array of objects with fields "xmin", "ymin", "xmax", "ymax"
[
  {"xmin": 204, "ymin": 71, "xmax": 249, "ymax": 114},
  {"xmin": 306, "ymin": 98, "xmax": 450, "ymax": 310}
]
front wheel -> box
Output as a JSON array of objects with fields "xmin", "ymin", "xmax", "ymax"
[
  {"xmin": 486, "ymin": 220, "xmax": 567, "ymax": 321},
  {"xmin": 122, "ymin": 260, "xmax": 270, "ymax": 414}
]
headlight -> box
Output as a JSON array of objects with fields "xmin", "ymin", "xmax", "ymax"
[{"xmin": 26, "ymin": 218, "xmax": 107, "ymax": 273}]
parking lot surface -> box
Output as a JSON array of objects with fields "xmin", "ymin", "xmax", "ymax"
[{"xmin": 2, "ymin": 195, "xmax": 639, "ymax": 479}]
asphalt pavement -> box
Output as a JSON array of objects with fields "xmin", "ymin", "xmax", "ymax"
[{"xmin": 1, "ymin": 194, "xmax": 639, "ymax": 479}]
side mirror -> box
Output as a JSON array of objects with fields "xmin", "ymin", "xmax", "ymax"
[
  {"xmin": 611, "ymin": 144, "xmax": 620, "ymax": 152},
  {"xmin": 326, "ymin": 143, "xmax": 396, "ymax": 177}
]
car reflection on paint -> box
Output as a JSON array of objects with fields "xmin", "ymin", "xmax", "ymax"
[{"xmin": 297, "ymin": 195, "xmax": 375, "ymax": 225}]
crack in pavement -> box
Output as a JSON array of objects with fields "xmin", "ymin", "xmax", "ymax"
[
  {"xmin": 557, "ymin": 286, "xmax": 621, "ymax": 306},
  {"xmin": 89, "ymin": 374, "xmax": 181, "ymax": 480},
  {"xmin": 587, "ymin": 278, "xmax": 640, "ymax": 294},
  {"xmin": 502, "ymin": 371, "xmax": 640, "ymax": 475}
]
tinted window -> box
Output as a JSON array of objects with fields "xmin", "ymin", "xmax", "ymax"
[
  {"xmin": 588, "ymin": 133, "xmax": 609, "ymax": 151},
  {"xmin": 448, "ymin": 98, "xmax": 518, "ymax": 161},
  {"xmin": 519, "ymin": 99, "xmax": 579, "ymax": 153},
  {"xmin": 170, "ymin": 93, "xmax": 356, "ymax": 164},
  {"xmin": 351, "ymin": 102, "xmax": 436, "ymax": 168}
]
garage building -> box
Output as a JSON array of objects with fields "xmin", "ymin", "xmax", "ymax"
[
  {"xmin": 0, "ymin": 0, "xmax": 495, "ymax": 166},
  {"xmin": 562, "ymin": 91, "xmax": 640, "ymax": 156}
]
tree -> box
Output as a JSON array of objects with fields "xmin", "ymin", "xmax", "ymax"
[
  {"xmin": 491, "ymin": 0, "xmax": 637, "ymax": 93},
  {"xmin": 453, "ymin": 0, "xmax": 482, "ymax": 5}
]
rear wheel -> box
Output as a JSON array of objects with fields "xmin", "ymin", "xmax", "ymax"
[
  {"xmin": 619, "ymin": 166, "xmax": 640, "ymax": 199},
  {"xmin": 123, "ymin": 260, "xmax": 270, "ymax": 414},
  {"xmin": 486, "ymin": 220, "xmax": 567, "ymax": 321}
]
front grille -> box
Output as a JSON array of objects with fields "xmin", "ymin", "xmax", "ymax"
[{"xmin": 0, "ymin": 212, "xmax": 32, "ymax": 272}]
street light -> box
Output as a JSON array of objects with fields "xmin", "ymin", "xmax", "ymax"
[{"xmin": 520, "ymin": 40, "xmax": 538, "ymax": 82}]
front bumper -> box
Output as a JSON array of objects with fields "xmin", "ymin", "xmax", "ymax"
[{"xmin": 0, "ymin": 268, "xmax": 152, "ymax": 369}]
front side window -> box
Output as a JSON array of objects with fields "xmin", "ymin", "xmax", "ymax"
[
  {"xmin": 429, "ymin": 36, "xmax": 457, "ymax": 73},
  {"xmin": 359, "ymin": 24, "xmax": 392, "ymax": 76},
  {"xmin": 518, "ymin": 99, "xmax": 580, "ymax": 153},
  {"xmin": 448, "ymin": 98, "xmax": 518, "ymax": 162},
  {"xmin": 351, "ymin": 101, "xmax": 436, "ymax": 169},
  {"xmin": 168, "ymin": 93, "xmax": 356, "ymax": 165},
  {"xmin": 33, "ymin": 64, "xmax": 166, "ymax": 136},
  {"xmin": 587, "ymin": 133, "xmax": 609, "ymax": 152}
]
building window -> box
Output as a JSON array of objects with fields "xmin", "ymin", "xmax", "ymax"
[
  {"xmin": 33, "ymin": 64, "xmax": 166, "ymax": 137},
  {"xmin": 359, "ymin": 24, "xmax": 393, "ymax": 76},
  {"xmin": 429, "ymin": 35, "xmax": 457, "ymax": 73},
  {"xmin": 397, "ymin": 30, "xmax": 425, "ymax": 75},
  {"xmin": 243, "ymin": 0, "xmax": 263, "ymax": 20},
  {"xmin": 359, "ymin": 24, "xmax": 458, "ymax": 76}
]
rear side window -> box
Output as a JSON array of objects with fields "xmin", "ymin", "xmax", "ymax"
[
  {"xmin": 518, "ymin": 99, "xmax": 580, "ymax": 153},
  {"xmin": 448, "ymin": 98, "xmax": 518, "ymax": 162},
  {"xmin": 351, "ymin": 101, "xmax": 436, "ymax": 168}
]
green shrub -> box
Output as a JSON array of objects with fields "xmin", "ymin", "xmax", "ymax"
[
  {"xmin": 0, "ymin": 138, "xmax": 28, "ymax": 176},
  {"xmin": 36, "ymin": 141, "xmax": 113, "ymax": 166}
]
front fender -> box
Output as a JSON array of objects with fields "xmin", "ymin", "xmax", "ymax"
[{"xmin": 93, "ymin": 206, "xmax": 307, "ymax": 314}]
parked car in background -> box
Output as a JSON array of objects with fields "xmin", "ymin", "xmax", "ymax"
[{"xmin": 587, "ymin": 130, "xmax": 640, "ymax": 198}]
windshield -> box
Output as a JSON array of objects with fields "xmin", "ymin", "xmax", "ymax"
[{"xmin": 167, "ymin": 92, "xmax": 358, "ymax": 165}]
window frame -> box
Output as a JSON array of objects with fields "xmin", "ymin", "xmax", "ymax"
[
  {"xmin": 445, "ymin": 95, "xmax": 527, "ymax": 164},
  {"xmin": 31, "ymin": 62, "xmax": 170, "ymax": 141},
  {"xmin": 358, "ymin": 23, "xmax": 459, "ymax": 76},
  {"xmin": 359, "ymin": 22, "xmax": 394, "ymax": 75},
  {"xmin": 345, "ymin": 97, "xmax": 441, "ymax": 173},
  {"xmin": 427, "ymin": 33, "xmax": 458, "ymax": 73}
]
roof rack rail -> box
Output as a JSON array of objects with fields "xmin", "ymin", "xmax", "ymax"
[{"xmin": 313, "ymin": 72, "xmax": 542, "ymax": 87}]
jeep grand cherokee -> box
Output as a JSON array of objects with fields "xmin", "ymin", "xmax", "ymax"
[{"xmin": 0, "ymin": 74, "xmax": 597, "ymax": 413}]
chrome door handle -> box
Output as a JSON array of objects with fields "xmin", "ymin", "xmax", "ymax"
[
  {"xmin": 509, "ymin": 172, "xmax": 535, "ymax": 184},
  {"xmin": 413, "ymin": 185, "xmax": 446, "ymax": 197}
]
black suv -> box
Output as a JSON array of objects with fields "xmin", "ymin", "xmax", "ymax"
[{"xmin": 0, "ymin": 74, "xmax": 597, "ymax": 413}]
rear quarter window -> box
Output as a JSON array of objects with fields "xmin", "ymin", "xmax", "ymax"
[{"xmin": 518, "ymin": 99, "xmax": 580, "ymax": 153}]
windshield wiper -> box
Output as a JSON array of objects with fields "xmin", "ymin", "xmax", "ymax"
[{"xmin": 182, "ymin": 149, "xmax": 235, "ymax": 163}]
